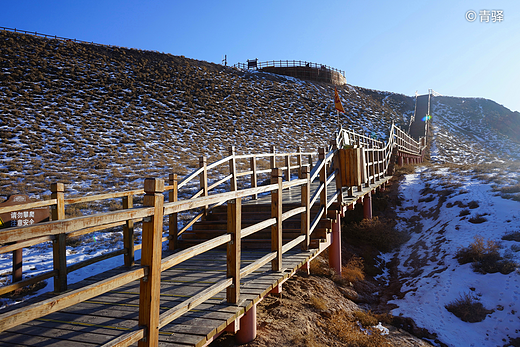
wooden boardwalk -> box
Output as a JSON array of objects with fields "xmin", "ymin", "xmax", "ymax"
[
  {"xmin": 0, "ymin": 247, "xmax": 323, "ymax": 347},
  {"xmin": 0, "ymin": 125, "xmax": 426, "ymax": 346},
  {"xmin": 0, "ymin": 175, "xmax": 392, "ymax": 347}
]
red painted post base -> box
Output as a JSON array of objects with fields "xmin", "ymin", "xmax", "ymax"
[
  {"xmin": 300, "ymin": 261, "xmax": 310, "ymax": 275},
  {"xmin": 363, "ymin": 192, "xmax": 372, "ymax": 219},
  {"xmin": 235, "ymin": 303, "xmax": 257, "ymax": 344},
  {"xmin": 328, "ymin": 215, "xmax": 342, "ymax": 277},
  {"xmin": 270, "ymin": 283, "xmax": 282, "ymax": 295}
]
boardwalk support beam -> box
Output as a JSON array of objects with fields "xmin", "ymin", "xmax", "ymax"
[
  {"xmin": 235, "ymin": 303, "xmax": 257, "ymax": 344},
  {"xmin": 271, "ymin": 168, "xmax": 283, "ymax": 271},
  {"xmin": 363, "ymin": 191, "xmax": 372, "ymax": 220},
  {"xmin": 227, "ymin": 199, "xmax": 241, "ymax": 304},
  {"xmin": 328, "ymin": 212, "xmax": 342, "ymax": 276}
]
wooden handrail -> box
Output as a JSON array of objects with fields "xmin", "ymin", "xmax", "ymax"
[
  {"xmin": 0, "ymin": 199, "xmax": 57, "ymax": 214},
  {"xmin": 64, "ymin": 189, "xmax": 144, "ymax": 205},
  {"xmin": 0, "ymin": 266, "xmax": 147, "ymax": 332},
  {"xmin": 0, "ymin": 207, "xmax": 154, "ymax": 244}
]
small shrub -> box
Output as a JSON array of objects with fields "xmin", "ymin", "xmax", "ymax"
[
  {"xmin": 500, "ymin": 184, "xmax": 520, "ymax": 194},
  {"xmin": 324, "ymin": 309, "xmax": 392, "ymax": 346},
  {"xmin": 459, "ymin": 209, "xmax": 470, "ymax": 217},
  {"xmin": 467, "ymin": 200, "xmax": 480, "ymax": 209},
  {"xmin": 346, "ymin": 217, "xmax": 409, "ymax": 253},
  {"xmin": 342, "ymin": 256, "xmax": 365, "ymax": 283},
  {"xmin": 455, "ymin": 236, "xmax": 499, "ymax": 265},
  {"xmin": 310, "ymin": 295, "xmax": 327, "ymax": 311},
  {"xmin": 456, "ymin": 236, "xmax": 517, "ymax": 274},
  {"xmin": 290, "ymin": 331, "xmax": 321, "ymax": 347},
  {"xmin": 394, "ymin": 164, "xmax": 415, "ymax": 176},
  {"xmin": 0, "ymin": 279, "xmax": 47, "ymax": 299},
  {"xmin": 310, "ymin": 257, "xmax": 335, "ymax": 278},
  {"xmin": 472, "ymin": 252, "xmax": 517, "ymax": 274},
  {"xmin": 66, "ymin": 235, "xmax": 84, "ymax": 247},
  {"xmin": 418, "ymin": 195, "xmax": 435, "ymax": 203},
  {"xmin": 445, "ymin": 292, "xmax": 493, "ymax": 322},
  {"xmin": 353, "ymin": 310, "xmax": 378, "ymax": 327},
  {"xmin": 502, "ymin": 231, "xmax": 520, "ymax": 242},
  {"xmin": 469, "ymin": 214, "xmax": 487, "ymax": 224}
]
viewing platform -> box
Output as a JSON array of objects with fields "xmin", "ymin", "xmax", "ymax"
[{"xmin": 235, "ymin": 60, "xmax": 347, "ymax": 86}]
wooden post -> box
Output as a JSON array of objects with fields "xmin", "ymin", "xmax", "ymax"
[
  {"xmin": 139, "ymin": 178, "xmax": 164, "ymax": 347},
  {"xmin": 364, "ymin": 148, "xmax": 370, "ymax": 188},
  {"xmin": 51, "ymin": 183, "xmax": 66, "ymax": 293},
  {"xmin": 250, "ymin": 156, "xmax": 258, "ymax": 200},
  {"xmin": 199, "ymin": 156, "xmax": 208, "ymax": 214},
  {"xmin": 319, "ymin": 148, "xmax": 327, "ymax": 216},
  {"xmin": 229, "ymin": 146, "xmax": 237, "ymax": 191},
  {"xmin": 123, "ymin": 195, "xmax": 134, "ymax": 267},
  {"xmin": 370, "ymin": 149, "xmax": 375, "ymax": 184},
  {"xmin": 271, "ymin": 168, "xmax": 283, "ymax": 271},
  {"xmin": 12, "ymin": 247, "xmax": 22, "ymax": 284},
  {"xmin": 168, "ymin": 174, "xmax": 178, "ymax": 251},
  {"xmin": 270, "ymin": 145, "xmax": 276, "ymax": 169},
  {"xmin": 285, "ymin": 154, "xmax": 291, "ymax": 183},
  {"xmin": 227, "ymin": 199, "xmax": 241, "ymax": 304},
  {"xmin": 297, "ymin": 146, "xmax": 302, "ymax": 179},
  {"xmin": 300, "ymin": 166, "xmax": 310, "ymax": 251}
]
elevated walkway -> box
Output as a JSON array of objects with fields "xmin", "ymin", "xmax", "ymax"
[{"xmin": 0, "ymin": 124, "xmax": 423, "ymax": 346}]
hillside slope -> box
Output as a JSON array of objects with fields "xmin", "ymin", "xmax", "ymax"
[
  {"xmin": 1, "ymin": 29, "xmax": 412, "ymax": 200},
  {"xmin": 431, "ymin": 96, "xmax": 520, "ymax": 164}
]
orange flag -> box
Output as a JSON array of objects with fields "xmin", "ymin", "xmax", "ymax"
[{"xmin": 334, "ymin": 87, "xmax": 345, "ymax": 113}]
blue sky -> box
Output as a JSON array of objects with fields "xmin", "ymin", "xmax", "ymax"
[{"xmin": 2, "ymin": 0, "xmax": 519, "ymax": 112}]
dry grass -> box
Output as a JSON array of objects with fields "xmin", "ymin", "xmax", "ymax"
[
  {"xmin": 309, "ymin": 256, "xmax": 336, "ymax": 278},
  {"xmin": 342, "ymin": 255, "xmax": 365, "ymax": 283},
  {"xmin": 321, "ymin": 309, "xmax": 396, "ymax": 346},
  {"xmin": 459, "ymin": 209, "xmax": 470, "ymax": 217},
  {"xmin": 468, "ymin": 213, "xmax": 487, "ymax": 224},
  {"xmin": 445, "ymin": 292, "xmax": 493, "ymax": 323},
  {"xmin": 309, "ymin": 295, "xmax": 327, "ymax": 311},
  {"xmin": 499, "ymin": 184, "xmax": 520, "ymax": 194},
  {"xmin": 455, "ymin": 236, "xmax": 517, "ymax": 274},
  {"xmin": 0, "ymin": 278, "xmax": 47, "ymax": 299},
  {"xmin": 502, "ymin": 231, "xmax": 520, "ymax": 242},
  {"xmin": 346, "ymin": 217, "xmax": 409, "ymax": 253},
  {"xmin": 289, "ymin": 331, "xmax": 322, "ymax": 347},
  {"xmin": 393, "ymin": 164, "xmax": 415, "ymax": 177}
]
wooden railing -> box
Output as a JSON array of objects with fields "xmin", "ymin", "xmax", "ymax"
[
  {"xmin": 234, "ymin": 60, "xmax": 346, "ymax": 77},
  {"xmin": 0, "ymin": 145, "xmax": 337, "ymax": 346},
  {"xmin": 0, "ymin": 123, "xmax": 423, "ymax": 346},
  {"xmin": 0, "ymin": 147, "xmax": 317, "ymax": 295},
  {"xmin": 1, "ymin": 26, "xmax": 98, "ymax": 45}
]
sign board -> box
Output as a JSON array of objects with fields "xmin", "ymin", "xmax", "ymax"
[
  {"xmin": 0, "ymin": 195, "xmax": 50, "ymax": 229},
  {"xmin": 0, "ymin": 195, "xmax": 50, "ymax": 284}
]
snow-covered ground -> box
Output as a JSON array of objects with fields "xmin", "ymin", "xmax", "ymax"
[{"xmin": 388, "ymin": 165, "xmax": 520, "ymax": 346}]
